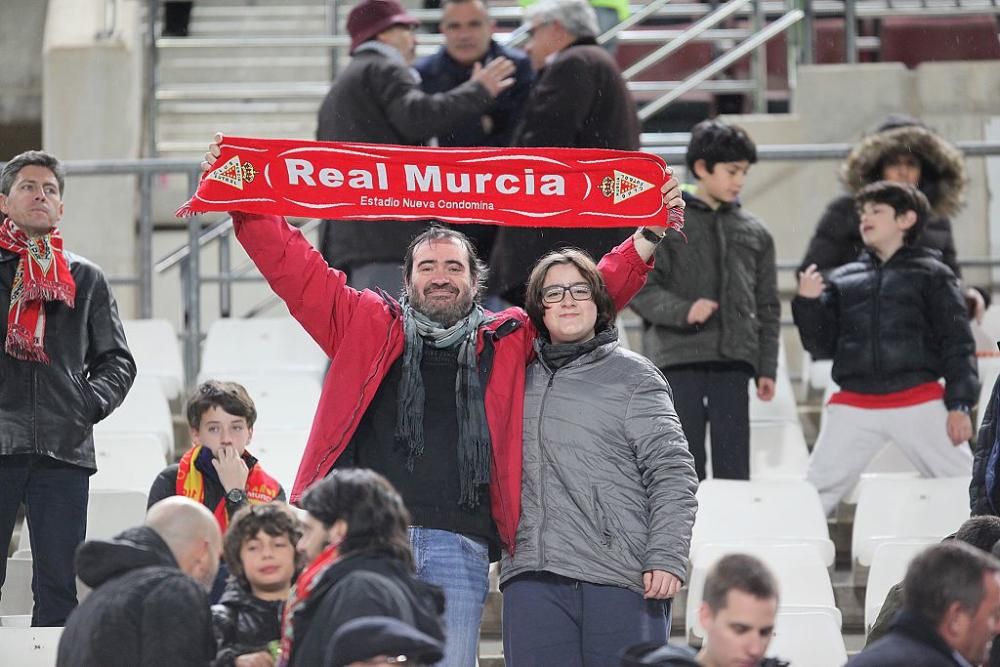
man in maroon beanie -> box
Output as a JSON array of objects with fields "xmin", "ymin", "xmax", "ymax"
[{"xmin": 316, "ymin": 0, "xmax": 515, "ymax": 295}]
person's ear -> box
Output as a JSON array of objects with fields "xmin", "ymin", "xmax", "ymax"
[
  {"xmin": 190, "ymin": 427, "xmax": 203, "ymax": 447},
  {"xmin": 692, "ymin": 159, "xmax": 710, "ymax": 180},
  {"xmin": 0, "ymin": 194, "xmax": 8, "ymax": 216},
  {"xmin": 897, "ymin": 209, "xmax": 918, "ymax": 231},
  {"xmin": 328, "ymin": 518, "xmax": 349, "ymax": 546},
  {"xmin": 698, "ymin": 601, "xmax": 714, "ymax": 634}
]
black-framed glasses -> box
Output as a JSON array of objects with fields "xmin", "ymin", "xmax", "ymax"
[{"xmin": 541, "ymin": 282, "xmax": 593, "ymax": 304}]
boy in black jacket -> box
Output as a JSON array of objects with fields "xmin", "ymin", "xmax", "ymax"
[
  {"xmin": 212, "ymin": 502, "xmax": 301, "ymax": 667},
  {"xmin": 792, "ymin": 181, "xmax": 979, "ymax": 513},
  {"xmin": 795, "ymin": 181, "xmax": 977, "ymax": 515}
]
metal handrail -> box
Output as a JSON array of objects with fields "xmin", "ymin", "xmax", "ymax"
[
  {"xmin": 638, "ymin": 8, "xmax": 805, "ymax": 120},
  {"xmin": 623, "ymin": 0, "xmax": 752, "ymax": 80},
  {"xmin": 598, "ymin": 0, "xmax": 676, "ymax": 44}
]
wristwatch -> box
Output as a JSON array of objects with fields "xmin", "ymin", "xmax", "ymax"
[
  {"xmin": 638, "ymin": 226, "xmax": 666, "ymax": 245},
  {"xmin": 225, "ymin": 488, "xmax": 247, "ymax": 504},
  {"xmin": 952, "ymin": 405, "xmax": 972, "ymax": 415}
]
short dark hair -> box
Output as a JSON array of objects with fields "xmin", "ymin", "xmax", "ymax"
[
  {"xmin": 524, "ymin": 248, "xmax": 616, "ymax": 340},
  {"xmin": 903, "ymin": 542, "xmax": 1000, "ymax": 626},
  {"xmin": 186, "ymin": 380, "xmax": 258, "ymax": 430},
  {"xmin": 223, "ymin": 502, "xmax": 303, "ymax": 589},
  {"xmin": 402, "ymin": 225, "xmax": 487, "ymax": 300},
  {"xmin": 685, "ymin": 119, "xmax": 758, "ymax": 175},
  {"xmin": 703, "ymin": 553, "xmax": 779, "ymax": 611},
  {"xmin": 855, "ymin": 180, "xmax": 931, "ymax": 245},
  {"xmin": 1, "ymin": 150, "xmax": 65, "ymax": 196},
  {"xmin": 300, "ymin": 468, "xmax": 414, "ymax": 569},
  {"xmin": 955, "ymin": 516, "xmax": 1000, "ymax": 553}
]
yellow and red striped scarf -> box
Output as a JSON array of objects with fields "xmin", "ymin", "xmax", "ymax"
[{"xmin": 175, "ymin": 445, "xmax": 282, "ymax": 533}]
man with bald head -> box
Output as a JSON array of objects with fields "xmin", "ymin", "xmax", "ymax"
[{"xmin": 57, "ymin": 497, "xmax": 223, "ymax": 667}]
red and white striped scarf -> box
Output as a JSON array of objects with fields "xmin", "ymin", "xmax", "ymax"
[{"xmin": 0, "ymin": 218, "xmax": 75, "ymax": 363}]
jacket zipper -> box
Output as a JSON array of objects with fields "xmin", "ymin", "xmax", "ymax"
[
  {"xmin": 535, "ymin": 370, "xmax": 556, "ymax": 570},
  {"xmin": 872, "ymin": 262, "xmax": 883, "ymax": 376}
]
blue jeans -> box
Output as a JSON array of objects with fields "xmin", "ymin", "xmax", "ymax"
[
  {"xmin": 501, "ymin": 571, "xmax": 670, "ymax": 667},
  {"xmin": 0, "ymin": 454, "xmax": 89, "ymax": 626},
  {"xmin": 409, "ymin": 527, "xmax": 490, "ymax": 667}
]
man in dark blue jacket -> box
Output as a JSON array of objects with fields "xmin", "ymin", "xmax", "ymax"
[{"xmin": 414, "ymin": 0, "xmax": 533, "ymax": 266}]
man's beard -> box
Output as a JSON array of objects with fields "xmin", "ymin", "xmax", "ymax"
[{"xmin": 410, "ymin": 284, "xmax": 474, "ymax": 326}]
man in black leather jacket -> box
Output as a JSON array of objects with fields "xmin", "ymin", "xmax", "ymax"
[{"xmin": 0, "ymin": 150, "xmax": 136, "ymax": 626}]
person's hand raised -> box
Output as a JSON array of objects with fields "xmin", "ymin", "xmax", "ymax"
[
  {"xmin": 471, "ymin": 58, "xmax": 516, "ymax": 98},
  {"xmin": 797, "ymin": 264, "xmax": 825, "ymax": 299},
  {"xmin": 201, "ymin": 132, "xmax": 224, "ymax": 176}
]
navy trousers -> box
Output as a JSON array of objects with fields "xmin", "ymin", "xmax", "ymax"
[
  {"xmin": 501, "ymin": 571, "xmax": 671, "ymax": 667},
  {"xmin": 0, "ymin": 454, "xmax": 89, "ymax": 626}
]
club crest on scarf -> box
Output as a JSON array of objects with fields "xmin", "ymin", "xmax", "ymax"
[{"xmin": 0, "ymin": 219, "xmax": 75, "ymax": 363}]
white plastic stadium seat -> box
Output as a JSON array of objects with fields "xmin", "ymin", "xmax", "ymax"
[
  {"xmin": 0, "ymin": 558, "xmax": 33, "ymax": 616},
  {"xmin": 91, "ymin": 433, "xmax": 168, "ymax": 496},
  {"xmin": 199, "ymin": 317, "xmax": 327, "ymax": 383},
  {"xmin": 19, "ymin": 490, "xmax": 148, "ymax": 554},
  {"xmin": 852, "ymin": 476, "xmax": 970, "ymax": 566},
  {"xmin": 218, "ymin": 374, "xmax": 322, "ymax": 435},
  {"xmin": 93, "ymin": 376, "xmax": 174, "ymax": 457},
  {"xmin": 749, "ymin": 421, "xmax": 809, "ymax": 480},
  {"xmin": 692, "ymin": 480, "xmax": 835, "ymax": 566},
  {"xmin": 864, "ymin": 539, "xmax": 937, "ymax": 633},
  {"xmin": 685, "ymin": 542, "xmax": 839, "ymax": 641},
  {"xmin": 122, "ymin": 319, "xmax": 185, "ymax": 400},
  {"xmin": 842, "ymin": 442, "xmax": 921, "ymax": 506},
  {"xmin": 766, "ymin": 609, "xmax": 848, "ymax": 667},
  {"xmin": 247, "ymin": 430, "xmax": 310, "ymax": 494},
  {"xmin": 0, "ymin": 627, "xmax": 63, "ymax": 666}
]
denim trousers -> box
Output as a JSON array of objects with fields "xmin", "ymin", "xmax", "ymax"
[
  {"xmin": 0, "ymin": 454, "xmax": 89, "ymax": 626},
  {"xmin": 409, "ymin": 527, "xmax": 490, "ymax": 667},
  {"xmin": 501, "ymin": 571, "xmax": 671, "ymax": 667}
]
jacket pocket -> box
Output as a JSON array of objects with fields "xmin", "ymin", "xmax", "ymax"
[
  {"xmin": 71, "ymin": 372, "xmax": 99, "ymax": 423},
  {"xmin": 591, "ymin": 486, "xmax": 615, "ymax": 548}
]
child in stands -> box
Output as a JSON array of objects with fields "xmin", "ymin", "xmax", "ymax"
[
  {"xmin": 212, "ymin": 502, "xmax": 302, "ymax": 667},
  {"xmin": 148, "ymin": 380, "xmax": 286, "ymax": 599},
  {"xmin": 630, "ymin": 119, "xmax": 780, "ymax": 481},
  {"xmin": 795, "ymin": 181, "xmax": 977, "ymax": 515}
]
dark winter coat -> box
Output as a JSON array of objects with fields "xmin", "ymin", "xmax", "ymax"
[
  {"xmin": 630, "ymin": 192, "xmax": 781, "ymax": 378},
  {"xmin": 490, "ymin": 37, "xmax": 640, "ymax": 304},
  {"xmin": 849, "ymin": 609, "xmax": 967, "ymax": 666},
  {"xmin": 316, "ymin": 45, "xmax": 493, "ymax": 270},
  {"xmin": 799, "ymin": 124, "xmax": 967, "ymax": 276},
  {"xmin": 285, "ymin": 549, "xmax": 445, "ymax": 667},
  {"xmin": 792, "ymin": 245, "xmax": 977, "ymax": 410},
  {"xmin": 0, "ymin": 248, "xmax": 135, "ymax": 469},
  {"xmin": 211, "ymin": 581, "xmax": 283, "ymax": 667},
  {"xmin": 56, "ymin": 526, "xmax": 215, "ymax": 667},
  {"xmin": 972, "ymin": 375, "xmax": 1000, "ymax": 515}
]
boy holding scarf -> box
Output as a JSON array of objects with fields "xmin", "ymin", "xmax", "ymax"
[{"xmin": 0, "ymin": 150, "xmax": 136, "ymax": 626}]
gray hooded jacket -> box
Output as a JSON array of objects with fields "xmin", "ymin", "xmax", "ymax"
[{"xmin": 500, "ymin": 338, "xmax": 698, "ymax": 593}]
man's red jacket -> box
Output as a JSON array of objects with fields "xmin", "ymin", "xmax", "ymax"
[{"xmin": 232, "ymin": 213, "xmax": 652, "ymax": 552}]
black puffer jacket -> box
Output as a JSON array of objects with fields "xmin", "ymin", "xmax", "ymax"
[
  {"xmin": 211, "ymin": 580, "xmax": 283, "ymax": 667},
  {"xmin": 792, "ymin": 245, "xmax": 977, "ymax": 410},
  {"xmin": 57, "ymin": 526, "xmax": 215, "ymax": 667},
  {"xmin": 0, "ymin": 248, "xmax": 135, "ymax": 468},
  {"xmin": 799, "ymin": 124, "xmax": 967, "ymax": 276},
  {"xmin": 286, "ymin": 549, "xmax": 445, "ymax": 667}
]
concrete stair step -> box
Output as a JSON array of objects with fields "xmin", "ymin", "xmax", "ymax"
[
  {"xmin": 193, "ymin": 5, "xmax": 327, "ymax": 19},
  {"xmin": 157, "ymin": 44, "xmax": 333, "ymax": 60},
  {"xmin": 159, "ymin": 56, "xmax": 330, "ymax": 85},
  {"xmin": 188, "ymin": 18, "xmax": 331, "ymax": 36},
  {"xmin": 158, "ymin": 100, "xmax": 323, "ymax": 115},
  {"xmin": 158, "ymin": 117, "xmax": 317, "ymax": 141}
]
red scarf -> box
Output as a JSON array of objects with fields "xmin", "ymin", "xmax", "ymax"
[
  {"xmin": 0, "ymin": 218, "xmax": 75, "ymax": 363},
  {"xmin": 277, "ymin": 542, "xmax": 341, "ymax": 665},
  {"xmin": 177, "ymin": 137, "xmax": 685, "ymax": 232},
  {"xmin": 175, "ymin": 445, "xmax": 282, "ymax": 534}
]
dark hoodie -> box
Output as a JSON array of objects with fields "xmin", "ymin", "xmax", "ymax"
[
  {"xmin": 211, "ymin": 580, "xmax": 284, "ymax": 667},
  {"xmin": 286, "ymin": 549, "xmax": 445, "ymax": 667},
  {"xmin": 799, "ymin": 123, "xmax": 967, "ymax": 276},
  {"xmin": 56, "ymin": 526, "xmax": 215, "ymax": 667}
]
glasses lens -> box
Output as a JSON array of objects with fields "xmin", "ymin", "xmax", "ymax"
[
  {"xmin": 542, "ymin": 286, "xmax": 565, "ymax": 303},
  {"xmin": 569, "ymin": 284, "xmax": 592, "ymax": 301}
]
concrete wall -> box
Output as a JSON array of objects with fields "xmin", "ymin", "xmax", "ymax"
[
  {"xmin": 43, "ymin": 0, "xmax": 144, "ymax": 317},
  {"xmin": 0, "ymin": 0, "xmax": 47, "ymax": 155}
]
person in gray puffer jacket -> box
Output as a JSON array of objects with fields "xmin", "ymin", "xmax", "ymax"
[{"xmin": 500, "ymin": 248, "xmax": 698, "ymax": 667}]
